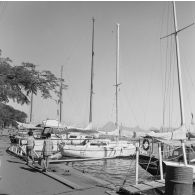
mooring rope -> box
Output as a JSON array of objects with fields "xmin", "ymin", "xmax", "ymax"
[{"xmin": 119, "ymin": 153, "xmax": 136, "ymax": 188}]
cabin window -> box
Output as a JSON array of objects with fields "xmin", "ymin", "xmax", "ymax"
[
  {"xmin": 90, "ymin": 142, "xmax": 107, "ymax": 146},
  {"xmin": 85, "ymin": 136, "xmax": 93, "ymax": 139},
  {"xmin": 69, "ymin": 135, "xmax": 77, "ymax": 139},
  {"xmin": 43, "ymin": 127, "xmax": 51, "ymax": 134}
]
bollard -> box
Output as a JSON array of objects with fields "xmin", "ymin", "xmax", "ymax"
[{"xmin": 165, "ymin": 165, "xmax": 193, "ymax": 195}]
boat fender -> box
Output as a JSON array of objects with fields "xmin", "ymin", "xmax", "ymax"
[{"xmin": 142, "ymin": 139, "xmax": 150, "ymax": 151}]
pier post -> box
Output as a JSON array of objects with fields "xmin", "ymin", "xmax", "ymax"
[
  {"xmin": 181, "ymin": 140, "xmax": 187, "ymax": 165},
  {"xmin": 135, "ymin": 142, "xmax": 139, "ymax": 185},
  {"xmin": 158, "ymin": 142, "xmax": 163, "ymax": 180}
]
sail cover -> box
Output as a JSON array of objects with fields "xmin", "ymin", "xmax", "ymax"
[{"xmin": 146, "ymin": 125, "xmax": 187, "ymax": 140}]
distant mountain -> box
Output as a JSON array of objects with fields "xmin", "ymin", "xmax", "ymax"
[
  {"xmin": 99, "ymin": 121, "xmax": 116, "ymax": 132},
  {"xmin": 99, "ymin": 121, "xmax": 146, "ymax": 132}
]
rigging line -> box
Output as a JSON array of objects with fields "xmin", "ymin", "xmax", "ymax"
[
  {"xmin": 160, "ymin": 1, "xmax": 168, "ymax": 37},
  {"xmin": 181, "ymin": 55, "xmax": 193, "ymax": 114},
  {"xmin": 121, "ymin": 88, "xmax": 138, "ymax": 126},
  {"xmin": 164, "ymin": 3, "xmax": 173, "ymax": 127},
  {"xmin": 170, "ymin": 41, "xmax": 176, "ymax": 128},
  {"xmin": 163, "ymin": 31, "xmax": 170, "ymax": 126},
  {"xmin": 168, "ymin": 36, "xmax": 174, "ymax": 128},
  {"xmin": 110, "ymin": 96, "xmax": 115, "ymax": 121},
  {"xmin": 167, "ymin": 34, "xmax": 173, "ymax": 128},
  {"xmin": 63, "ymin": 24, "xmax": 89, "ymax": 72},
  {"xmin": 120, "ymin": 155, "xmax": 136, "ymax": 187},
  {"xmin": 166, "ymin": 36, "xmax": 171, "ymax": 128},
  {"xmin": 142, "ymin": 60, "xmax": 157, "ymax": 128},
  {"xmin": 0, "ymin": 2, "xmax": 7, "ymax": 22},
  {"xmin": 182, "ymin": 53, "xmax": 195, "ymax": 103},
  {"xmin": 160, "ymin": 41, "xmax": 165, "ymax": 128},
  {"xmin": 160, "ymin": 2, "xmax": 169, "ymax": 128},
  {"xmin": 163, "ymin": 2, "xmax": 172, "ymax": 125},
  {"xmin": 119, "ymin": 54, "xmax": 139, "ymax": 126},
  {"xmin": 182, "ymin": 63, "xmax": 192, "ymax": 119}
]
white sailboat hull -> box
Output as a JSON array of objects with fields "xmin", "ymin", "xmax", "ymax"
[{"xmin": 60, "ymin": 141, "xmax": 136, "ymax": 158}]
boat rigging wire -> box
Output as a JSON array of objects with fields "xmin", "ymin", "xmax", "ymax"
[
  {"xmin": 160, "ymin": 2, "xmax": 169, "ymax": 130},
  {"xmin": 181, "ymin": 52, "xmax": 195, "ymax": 118},
  {"xmin": 119, "ymin": 153, "xmax": 136, "ymax": 187},
  {"xmin": 161, "ymin": 2, "xmax": 180, "ymax": 128},
  {"xmin": 168, "ymin": 36, "xmax": 174, "ymax": 128},
  {"xmin": 0, "ymin": 1, "xmax": 7, "ymax": 22},
  {"xmin": 163, "ymin": 3, "xmax": 171, "ymax": 128}
]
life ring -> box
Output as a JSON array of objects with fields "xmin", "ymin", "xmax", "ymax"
[{"xmin": 142, "ymin": 139, "xmax": 150, "ymax": 151}]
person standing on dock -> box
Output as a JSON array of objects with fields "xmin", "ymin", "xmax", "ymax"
[
  {"xmin": 42, "ymin": 133, "xmax": 53, "ymax": 172},
  {"xmin": 26, "ymin": 131, "xmax": 35, "ymax": 165}
]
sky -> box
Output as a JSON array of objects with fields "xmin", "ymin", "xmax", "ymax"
[{"xmin": 1, "ymin": 1, "xmax": 195, "ymax": 129}]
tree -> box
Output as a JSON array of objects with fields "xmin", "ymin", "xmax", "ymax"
[
  {"xmin": 0, "ymin": 50, "xmax": 68, "ymax": 126},
  {"xmin": 0, "ymin": 103, "xmax": 27, "ymax": 127},
  {"xmin": 0, "ymin": 50, "xmax": 67, "ymax": 104}
]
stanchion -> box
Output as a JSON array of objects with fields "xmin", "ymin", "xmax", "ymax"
[
  {"xmin": 135, "ymin": 142, "xmax": 139, "ymax": 185},
  {"xmin": 158, "ymin": 142, "xmax": 163, "ymax": 180}
]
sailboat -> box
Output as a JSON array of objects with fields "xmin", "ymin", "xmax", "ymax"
[
  {"xmin": 59, "ymin": 20, "xmax": 136, "ymax": 158},
  {"xmin": 139, "ymin": 1, "xmax": 195, "ymax": 176}
]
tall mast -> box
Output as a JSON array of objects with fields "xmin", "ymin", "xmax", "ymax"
[
  {"xmin": 30, "ymin": 91, "xmax": 33, "ymax": 123},
  {"xmin": 115, "ymin": 23, "xmax": 120, "ymax": 130},
  {"xmin": 172, "ymin": 1, "xmax": 185, "ymax": 126},
  {"xmin": 29, "ymin": 65, "xmax": 35, "ymax": 123},
  {"xmin": 59, "ymin": 65, "xmax": 63, "ymax": 123},
  {"xmin": 89, "ymin": 17, "xmax": 95, "ymax": 124}
]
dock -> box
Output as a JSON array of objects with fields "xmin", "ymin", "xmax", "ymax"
[
  {"xmin": 118, "ymin": 180, "xmax": 165, "ymax": 194},
  {"xmin": 0, "ymin": 136, "xmax": 119, "ymax": 195},
  {"xmin": 1, "ymin": 136, "xmax": 175, "ymax": 195}
]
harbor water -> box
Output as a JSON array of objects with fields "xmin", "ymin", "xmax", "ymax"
[{"xmin": 69, "ymin": 158, "xmax": 153, "ymax": 187}]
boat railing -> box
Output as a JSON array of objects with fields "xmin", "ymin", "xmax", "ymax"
[{"xmin": 8, "ymin": 139, "xmax": 39, "ymax": 160}]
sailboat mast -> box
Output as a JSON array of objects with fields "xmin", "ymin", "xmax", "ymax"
[
  {"xmin": 115, "ymin": 23, "xmax": 120, "ymax": 129},
  {"xmin": 172, "ymin": 1, "xmax": 185, "ymax": 126},
  {"xmin": 89, "ymin": 17, "xmax": 95, "ymax": 124},
  {"xmin": 59, "ymin": 65, "xmax": 63, "ymax": 123},
  {"xmin": 30, "ymin": 92, "xmax": 33, "ymax": 123},
  {"xmin": 29, "ymin": 65, "xmax": 35, "ymax": 123}
]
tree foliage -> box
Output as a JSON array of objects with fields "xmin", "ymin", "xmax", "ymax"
[
  {"xmin": 0, "ymin": 50, "xmax": 67, "ymax": 104},
  {"xmin": 0, "ymin": 103, "xmax": 27, "ymax": 127}
]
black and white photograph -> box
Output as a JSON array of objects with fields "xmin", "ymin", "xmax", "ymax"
[{"xmin": 1, "ymin": 1, "xmax": 195, "ymax": 195}]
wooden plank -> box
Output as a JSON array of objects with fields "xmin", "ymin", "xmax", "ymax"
[
  {"xmin": 119, "ymin": 184, "xmax": 142, "ymax": 193},
  {"xmin": 143, "ymin": 180, "xmax": 165, "ymax": 188},
  {"xmin": 133, "ymin": 183, "xmax": 153, "ymax": 191},
  {"xmin": 119, "ymin": 186, "xmax": 140, "ymax": 194},
  {"xmin": 49, "ymin": 156, "xmax": 117, "ymax": 164},
  {"xmin": 119, "ymin": 180, "xmax": 165, "ymax": 194},
  {"xmin": 105, "ymin": 190, "xmax": 119, "ymax": 195},
  {"xmin": 28, "ymin": 164, "xmax": 83, "ymax": 190}
]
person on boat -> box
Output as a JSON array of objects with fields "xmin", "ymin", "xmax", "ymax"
[
  {"xmin": 26, "ymin": 131, "xmax": 35, "ymax": 165},
  {"xmin": 42, "ymin": 132, "xmax": 53, "ymax": 172}
]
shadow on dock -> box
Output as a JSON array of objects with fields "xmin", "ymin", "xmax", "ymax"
[
  {"xmin": 20, "ymin": 166, "xmax": 40, "ymax": 173},
  {"xmin": 7, "ymin": 160, "xmax": 25, "ymax": 165}
]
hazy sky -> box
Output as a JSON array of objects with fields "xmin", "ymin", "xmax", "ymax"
[{"xmin": 1, "ymin": 1, "xmax": 195, "ymax": 129}]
